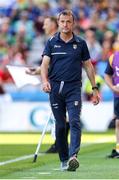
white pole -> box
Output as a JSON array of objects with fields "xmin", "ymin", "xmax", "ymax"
[{"xmin": 33, "ymin": 112, "xmax": 52, "ymax": 162}]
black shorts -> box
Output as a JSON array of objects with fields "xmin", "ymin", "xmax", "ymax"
[{"xmin": 114, "ymin": 97, "xmax": 119, "ymax": 119}]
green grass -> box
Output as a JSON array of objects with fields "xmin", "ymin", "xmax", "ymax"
[{"xmin": 0, "ymin": 131, "xmax": 119, "ymax": 179}]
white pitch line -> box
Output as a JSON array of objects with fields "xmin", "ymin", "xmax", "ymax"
[
  {"xmin": 21, "ymin": 177, "xmax": 37, "ymax": 179},
  {"xmin": 0, "ymin": 138, "xmax": 111, "ymax": 167},
  {"xmin": 0, "ymin": 153, "xmax": 44, "ymax": 166},
  {"xmin": 38, "ymin": 172, "xmax": 51, "ymax": 175}
]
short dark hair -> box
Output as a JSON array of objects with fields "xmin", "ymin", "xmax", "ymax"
[
  {"xmin": 58, "ymin": 10, "xmax": 75, "ymax": 21},
  {"xmin": 45, "ymin": 16, "xmax": 58, "ymax": 28}
]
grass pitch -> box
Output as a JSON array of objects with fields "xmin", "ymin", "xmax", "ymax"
[{"xmin": 0, "ymin": 131, "xmax": 119, "ymax": 179}]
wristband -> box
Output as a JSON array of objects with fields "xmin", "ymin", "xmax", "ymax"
[{"xmin": 92, "ymin": 86, "xmax": 98, "ymax": 90}]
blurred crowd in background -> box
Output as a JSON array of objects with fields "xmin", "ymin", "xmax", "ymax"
[{"xmin": 0, "ymin": 0, "xmax": 119, "ymax": 101}]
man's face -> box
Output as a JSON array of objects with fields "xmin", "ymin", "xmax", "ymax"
[
  {"xmin": 85, "ymin": 30, "xmax": 95, "ymax": 44},
  {"xmin": 43, "ymin": 18, "xmax": 53, "ymax": 35},
  {"xmin": 58, "ymin": 14, "xmax": 74, "ymax": 34}
]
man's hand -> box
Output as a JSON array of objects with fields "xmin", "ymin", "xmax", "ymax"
[
  {"xmin": 42, "ymin": 81, "xmax": 51, "ymax": 93},
  {"xmin": 92, "ymin": 89, "xmax": 100, "ymax": 105},
  {"xmin": 112, "ymin": 85, "xmax": 119, "ymax": 94},
  {"xmin": 26, "ymin": 67, "xmax": 41, "ymax": 75}
]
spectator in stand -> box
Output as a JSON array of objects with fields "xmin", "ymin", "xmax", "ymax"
[
  {"xmin": 39, "ymin": 1, "xmax": 53, "ymax": 17},
  {"xmin": 85, "ymin": 28, "xmax": 102, "ymax": 63},
  {"xmin": 72, "ymin": 0, "xmax": 91, "ymax": 20},
  {"xmin": 101, "ymin": 40, "xmax": 113, "ymax": 60},
  {"xmin": 9, "ymin": 42, "xmax": 27, "ymax": 66},
  {"xmin": 26, "ymin": 17, "xmax": 45, "ymax": 65},
  {"xmin": 0, "ymin": 18, "xmax": 10, "ymax": 83},
  {"xmin": 96, "ymin": 39, "xmax": 113, "ymax": 78},
  {"xmin": 113, "ymin": 33, "xmax": 119, "ymax": 52},
  {"xmin": 78, "ymin": 9, "xmax": 91, "ymax": 31},
  {"xmin": 103, "ymin": 30, "xmax": 115, "ymax": 47},
  {"xmin": 95, "ymin": 20, "xmax": 108, "ymax": 44},
  {"xmin": 52, "ymin": 0, "xmax": 70, "ymax": 16},
  {"xmin": 26, "ymin": 0, "xmax": 41, "ymax": 21},
  {"xmin": 13, "ymin": 10, "xmax": 35, "ymax": 42},
  {"xmin": 106, "ymin": 7, "xmax": 119, "ymax": 33}
]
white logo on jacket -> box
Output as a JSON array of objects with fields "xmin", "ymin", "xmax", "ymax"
[
  {"xmin": 73, "ymin": 44, "xmax": 77, "ymax": 49},
  {"xmin": 54, "ymin": 45, "xmax": 61, "ymax": 48}
]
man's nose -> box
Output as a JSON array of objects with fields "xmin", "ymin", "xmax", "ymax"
[{"xmin": 64, "ymin": 22, "xmax": 67, "ymax": 26}]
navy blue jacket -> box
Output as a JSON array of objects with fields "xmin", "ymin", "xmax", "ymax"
[{"xmin": 43, "ymin": 32, "xmax": 90, "ymax": 82}]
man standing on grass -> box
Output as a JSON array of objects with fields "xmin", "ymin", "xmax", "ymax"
[
  {"xmin": 105, "ymin": 51, "xmax": 119, "ymax": 158},
  {"xmin": 27, "ymin": 16, "xmax": 70, "ymax": 154},
  {"xmin": 40, "ymin": 10, "xmax": 100, "ymax": 171}
]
